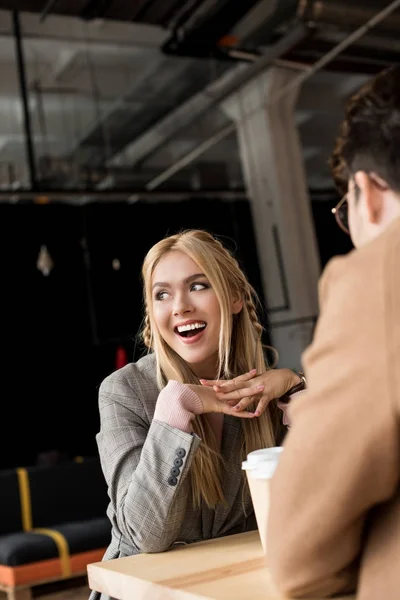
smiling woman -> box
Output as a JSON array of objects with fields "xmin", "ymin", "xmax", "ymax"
[
  {"xmin": 151, "ymin": 251, "xmax": 230, "ymax": 379},
  {"xmin": 89, "ymin": 229, "xmax": 300, "ymax": 600}
]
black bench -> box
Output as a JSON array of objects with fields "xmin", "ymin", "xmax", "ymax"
[{"xmin": 0, "ymin": 457, "xmax": 110, "ymax": 600}]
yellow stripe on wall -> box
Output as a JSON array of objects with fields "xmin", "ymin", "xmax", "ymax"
[
  {"xmin": 34, "ymin": 528, "xmax": 72, "ymax": 577},
  {"xmin": 16, "ymin": 468, "xmax": 32, "ymax": 531}
]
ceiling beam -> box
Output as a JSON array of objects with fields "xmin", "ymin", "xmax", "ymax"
[
  {"xmin": 40, "ymin": 0, "xmax": 60, "ymax": 23},
  {"xmin": 230, "ymin": 0, "xmax": 278, "ymax": 41},
  {"xmin": 110, "ymin": 22, "xmax": 308, "ymax": 168},
  {"xmin": 0, "ymin": 9, "xmax": 168, "ymax": 48},
  {"xmin": 108, "ymin": 63, "xmax": 246, "ymax": 167}
]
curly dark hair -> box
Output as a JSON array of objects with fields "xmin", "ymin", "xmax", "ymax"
[{"xmin": 330, "ymin": 65, "xmax": 400, "ymax": 196}]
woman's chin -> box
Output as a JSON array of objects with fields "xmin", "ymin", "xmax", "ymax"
[{"xmin": 184, "ymin": 355, "xmax": 219, "ymax": 380}]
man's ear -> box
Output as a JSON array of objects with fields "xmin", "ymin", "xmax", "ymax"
[
  {"xmin": 231, "ymin": 296, "xmax": 243, "ymax": 315},
  {"xmin": 354, "ymin": 171, "xmax": 384, "ymax": 224}
]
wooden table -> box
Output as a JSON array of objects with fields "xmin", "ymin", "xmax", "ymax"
[{"xmin": 87, "ymin": 531, "xmax": 355, "ymax": 600}]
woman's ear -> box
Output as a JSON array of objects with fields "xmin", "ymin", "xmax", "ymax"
[
  {"xmin": 231, "ymin": 297, "xmax": 243, "ymax": 315},
  {"xmin": 354, "ymin": 171, "xmax": 385, "ymax": 224}
]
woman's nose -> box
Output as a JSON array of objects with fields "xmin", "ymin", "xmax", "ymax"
[{"xmin": 173, "ymin": 294, "xmax": 193, "ymax": 316}]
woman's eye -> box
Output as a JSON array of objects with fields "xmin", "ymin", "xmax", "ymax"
[
  {"xmin": 155, "ymin": 291, "xmax": 169, "ymax": 301},
  {"xmin": 190, "ymin": 282, "xmax": 208, "ymax": 292}
]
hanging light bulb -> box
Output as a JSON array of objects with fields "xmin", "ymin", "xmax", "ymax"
[
  {"xmin": 37, "ymin": 245, "xmax": 54, "ymax": 276},
  {"xmin": 112, "ymin": 258, "xmax": 121, "ymax": 271}
]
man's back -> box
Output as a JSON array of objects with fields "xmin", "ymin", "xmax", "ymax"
[{"xmin": 267, "ymin": 216, "xmax": 400, "ymax": 599}]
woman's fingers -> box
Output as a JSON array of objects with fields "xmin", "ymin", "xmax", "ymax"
[
  {"xmin": 230, "ymin": 386, "xmax": 276, "ymax": 415},
  {"xmin": 199, "ymin": 368, "xmax": 298, "ymax": 419},
  {"xmin": 228, "ymin": 369, "xmax": 258, "ymax": 388},
  {"xmin": 232, "ymin": 394, "xmax": 262, "ymax": 413},
  {"xmin": 199, "ymin": 378, "xmax": 224, "ymax": 387},
  {"xmin": 193, "ymin": 385, "xmax": 256, "ymax": 418},
  {"xmin": 254, "ymin": 395, "xmax": 272, "ymax": 417},
  {"xmin": 212, "ymin": 372, "xmax": 258, "ymax": 394},
  {"xmin": 219, "ymin": 392, "xmax": 270, "ymax": 418},
  {"xmin": 219, "ymin": 402, "xmax": 256, "ymax": 419},
  {"xmin": 233, "ymin": 369, "xmax": 258, "ymax": 383},
  {"xmin": 199, "ymin": 369, "xmax": 257, "ymax": 389},
  {"xmin": 215, "ymin": 384, "xmax": 265, "ymax": 404}
]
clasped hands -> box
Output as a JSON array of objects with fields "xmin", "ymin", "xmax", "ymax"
[{"xmin": 187, "ymin": 368, "xmax": 300, "ymax": 419}]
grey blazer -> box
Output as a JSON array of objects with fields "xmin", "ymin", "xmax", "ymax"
[{"xmin": 89, "ymin": 353, "xmax": 256, "ymax": 600}]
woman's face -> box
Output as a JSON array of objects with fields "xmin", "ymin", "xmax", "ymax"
[{"xmin": 151, "ymin": 250, "xmax": 222, "ymax": 379}]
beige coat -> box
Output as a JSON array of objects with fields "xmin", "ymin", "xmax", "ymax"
[{"xmin": 267, "ymin": 217, "xmax": 400, "ymax": 599}]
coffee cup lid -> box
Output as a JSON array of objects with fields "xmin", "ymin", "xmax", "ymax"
[
  {"xmin": 241, "ymin": 446, "xmax": 283, "ymax": 470},
  {"xmin": 252, "ymin": 461, "xmax": 279, "ymax": 480}
]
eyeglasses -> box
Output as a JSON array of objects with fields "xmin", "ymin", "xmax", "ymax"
[{"xmin": 331, "ymin": 194, "xmax": 349, "ymax": 235}]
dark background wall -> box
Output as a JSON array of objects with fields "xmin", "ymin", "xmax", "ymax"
[{"xmin": 0, "ymin": 198, "xmax": 352, "ymax": 470}]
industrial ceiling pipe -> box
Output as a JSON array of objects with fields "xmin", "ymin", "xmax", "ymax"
[
  {"xmin": 298, "ymin": 0, "xmax": 400, "ymax": 34},
  {"xmin": 0, "ymin": 189, "xmax": 247, "ymax": 203},
  {"xmin": 146, "ymin": 0, "xmax": 400, "ymax": 191}
]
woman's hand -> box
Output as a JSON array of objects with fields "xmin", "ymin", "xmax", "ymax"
[
  {"xmin": 199, "ymin": 368, "xmax": 300, "ymax": 417},
  {"xmin": 186, "ymin": 384, "xmax": 256, "ymax": 419}
]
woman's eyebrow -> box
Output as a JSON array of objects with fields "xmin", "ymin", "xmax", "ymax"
[
  {"xmin": 152, "ymin": 273, "xmax": 206, "ymax": 290},
  {"xmin": 152, "ymin": 281, "xmax": 171, "ymax": 290}
]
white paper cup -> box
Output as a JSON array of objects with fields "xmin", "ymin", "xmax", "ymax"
[
  {"xmin": 242, "ymin": 447, "xmax": 283, "ymax": 553},
  {"xmin": 242, "ymin": 447, "xmax": 283, "ymax": 471}
]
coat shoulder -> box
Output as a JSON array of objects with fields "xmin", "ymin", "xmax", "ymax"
[
  {"xmin": 102, "ymin": 353, "xmax": 157, "ymax": 387},
  {"xmin": 99, "ymin": 353, "xmax": 159, "ymax": 417}
]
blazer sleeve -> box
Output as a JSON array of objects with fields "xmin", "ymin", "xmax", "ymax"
[
  {"xmin": 96, "ymin": 373, "xmax": 201, "ymax": 553},
  {"xmin": 267, "ymin": 254, "xmax": 400, "ymax": 598}
]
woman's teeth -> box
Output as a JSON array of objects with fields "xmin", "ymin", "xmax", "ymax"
[
  {"xmin": 176, "ymin": 323, "xmax": 206, "ymax": 337},
  {"xmin": 177, "ymin": 323, "xmax": 206, "ymax": 333}
]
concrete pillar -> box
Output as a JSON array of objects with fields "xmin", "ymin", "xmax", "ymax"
[{"xmin": 221, "ymin": 67, "xmax": 321, "ymax": 370}]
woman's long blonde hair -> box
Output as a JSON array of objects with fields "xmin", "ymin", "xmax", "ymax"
[{"xmin": 141, "ymin": 230, "xmax": 278, "ymax": 508}]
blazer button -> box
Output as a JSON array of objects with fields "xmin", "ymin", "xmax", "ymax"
[
  {"xmin": 174, "ymin": 457, "xmax": 183, "ymax": 468},
  {"xmin": 176, "ymin": 448, "xmax": 186, "ymax": 458},
  {"xmin": 168, "ymin": 476, "xmax": 178, "ymax": 486},
  {"xmin": 170, "ymin": 467, "xmax": 180, "ymax": 477}
]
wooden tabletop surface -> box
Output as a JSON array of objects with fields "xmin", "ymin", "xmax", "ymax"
[{"xmin": 87, "ymin": 530, "xmax": 355, "ymax": 600}]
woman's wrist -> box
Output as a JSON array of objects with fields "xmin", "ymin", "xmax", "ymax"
[
  {"xmin": 289, "ymin": 371, "xmax": 307, "ymax": 394},
  {"xmin": 279, "ymin": 371, "xmax": 307, "ymax": 404},
  {"xmin": 154, "ymin": 381, "xmax": 203, "ymax": 433}
]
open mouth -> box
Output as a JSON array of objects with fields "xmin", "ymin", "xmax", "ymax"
[{"xmin": 175, "ymin": 322, "xmax": 207, "ymax": 339}]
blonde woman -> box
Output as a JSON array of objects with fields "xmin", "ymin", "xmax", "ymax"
[{"xmin": 89, "ymin": 230, "xmax": 302, "ymax": 600}]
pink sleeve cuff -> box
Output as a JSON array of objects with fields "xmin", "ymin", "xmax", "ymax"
[{"xmin": 154, "ymin": 380, "xmax": 203, "ymax": 433}]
